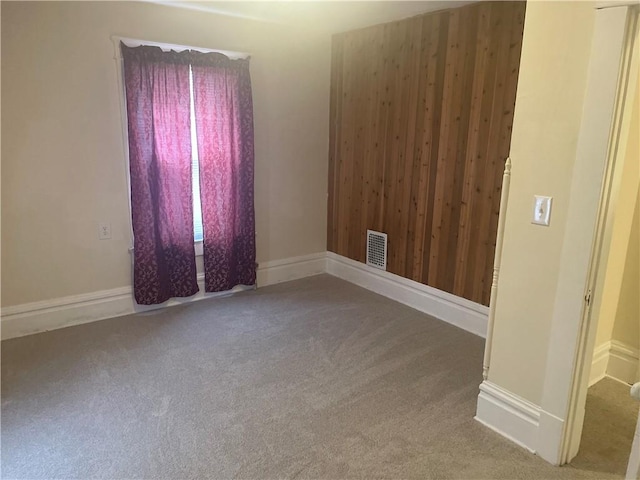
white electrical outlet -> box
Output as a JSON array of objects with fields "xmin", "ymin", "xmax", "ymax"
[
  {"xmin": 532, "ymin": 195, "xmax": 552, "ymax": 226},
  {"xmin": 98, "ymin": 222, "xmax": 112, "ymax": 240}
]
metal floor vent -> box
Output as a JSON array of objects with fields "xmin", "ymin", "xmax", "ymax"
[{"xmin": 366, "ymin": 230, "xmax": 388, "ymax": 270}]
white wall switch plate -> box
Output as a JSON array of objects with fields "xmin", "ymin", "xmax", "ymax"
[
  {"xmin": 98, "ymin": 222, "xmax": 112, "ymax": 240},
  {"xmin": 532, "ymin": 195, "xmax": 552, "ymax": 226}
]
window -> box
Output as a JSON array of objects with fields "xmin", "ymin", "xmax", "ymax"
[
  {"xmin": 118, "ymin": 38, "xmax": 248, "ymax": 246},
  {"xmin": 119, "ymin": 39, "xmax": 257, "ymax": 303},
  {"xmin": 188, "ymin": 66, "xmax": 204, "ymax": 242}
]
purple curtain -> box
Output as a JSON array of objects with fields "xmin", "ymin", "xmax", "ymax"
[
  {"xmin": 191, "ymin": 53, "xmax": 256, "ymax": 292},
  {"xmin": 122, "ymin": 45, "xmax": 198, "ymax": 305}
]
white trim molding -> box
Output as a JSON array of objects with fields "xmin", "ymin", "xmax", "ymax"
[
  {"xmin": 326, "ymin": 252, "xmax": 488, "ymax": 337},
  {"xmin": 2, "ymin": 251, "xmax": 487, "ymax": 341},
  {"xmin": 1, "ymin": 252, "xmax": 326, "ymax": 340},
  {"xmin": 256, "ymin": 252, "xmax": 326, "ymax": 287},
  {"xmin": 590, "ymin": 340, "xmax": 640, "ymax": 386},
  {"xmin": 1, "ymin": 287, "xmax": 134, "ymax": 341},
  {"xmin": 479, "ymin": 340, "xmax": 640, "ymax": 463},
  {"xmin": 475, "ymin": 381, "xmax": 569, "ymax": 461},
  {"xmin": 589, "ymin": 342, "xmax": 611, "ymax": 386},
  {"xmin": 483, "ymin": 157, "xmax": 512, "ymax": 379},
  {"xmin": 608, "ymin": 340, "xmax": 640, "ymax": 384},
  {"xmin": 475, "ymin": 381, "xmax": 541, "ymax": 453}
]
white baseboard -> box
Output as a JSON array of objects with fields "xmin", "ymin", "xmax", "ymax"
[
  {"xmin": 536, "ymin": 409, "xmax": 566, "ymax": 465},
  {"xmin": 256, "ymin": 252, "xmax": 326, "ymax": 287},
  {"xmin": 1, "ymin": 252, "xmax": 326, "ymax": 340},
  {"xmin": 608, "ymin": 340, "xmax": 639, "ymax": 385},
  {"xmin": 589, "ymin": 342, "xmax": 610, "ymax": 386},
  {"xmin": 1, "ymin": 287, "xmax": 135, "ymax": 341},
  {"xmin": 589, "ymin": 340, "xmax": 639, "ymax": 386},
  {"xmin": 2, "ymin": 251, "xmax": 486, "ymax": 341},
  {"xmin": 326, "ymin": 252, "xmax": 489, "ymax": 337},
  {"xmin": 475, "ymin": 381, "xmax": 541, "ymax": 453},
  {"xmin": 478, "ymin": 340, "xmax": 639, "ymax": 465}
]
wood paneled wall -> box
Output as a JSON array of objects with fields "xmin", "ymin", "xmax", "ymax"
[{"xmin": 327, "ymin": 1, "xmax": 525, "ymax": 306}]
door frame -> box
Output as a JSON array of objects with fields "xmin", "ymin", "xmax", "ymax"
[{"xmin": 536, "ymin": 3, "xmax": 639, "ymax": 466}]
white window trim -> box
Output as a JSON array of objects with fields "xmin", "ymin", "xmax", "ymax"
[{"xmin": 112, "ymin": 35, "xmax": 250, "ymax": 258}]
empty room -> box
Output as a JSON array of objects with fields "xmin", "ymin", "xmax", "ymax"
[{"xmin": 2, "ymin": 1, "xmax": 639, "ymax": 479}]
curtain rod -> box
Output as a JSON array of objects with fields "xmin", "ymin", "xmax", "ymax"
[{"xmin": 110, "ymin": 35, "xmax": 251, "ymax": 60}]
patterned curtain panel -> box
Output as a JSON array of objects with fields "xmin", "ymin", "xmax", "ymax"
[
  {"xmin": 191, "ymin": 53, "xmax": 257, "ymax": 292},
  {"xmin": 122, "ymin": 44, "xmax": 199, "ymax": 305}
]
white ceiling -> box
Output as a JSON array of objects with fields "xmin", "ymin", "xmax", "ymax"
[{"xmin": 146, "ymin": 1, "xmax": 475, "ymax": 34}]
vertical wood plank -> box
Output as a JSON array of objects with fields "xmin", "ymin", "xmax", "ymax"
[
  {"xmin": 460, "ymin": 2, "xmax": 504, "ymax": 301},
  {"xmin": 397, "ymin": 16, "xmax": 424, "ymax": 277},
  {"xmin": 453, "ymin": 2, "xmax": 493, "ymax": 297},
  {"xmin": 388, "ymin": 18, "xmax": 418, "ymax": 274},
  {"xmin": 347, "ymin": 31, "xmax": 369, "ymax": 262},
  {"xmin": 428, "ymin": 7, "xmax": 462, "ymax": 288},
  {"xmin": 406, "ymin": 13, "xmax": 433, "ymax": 281},
  {"xmin": 470, "ymin": 2, "xmax": 513, "ymax": 303},
  {"xmin": 360, "ymin": 26, "xmax": 384, "ymax": 263},
  {"xmin": 369, "ymin": 23, "xmax": 390, "ymax": 236},
  {"xmin": 420, "ymin": 11, "xmax": 449, "ymax": 285},
  {"xmin": 327, "ymin": 35, "xmax": 343, "ymax": 252},
  {"xmin": 383, "ymin": 19, "xmax": 408, "ymax": 272},
  {"xmin": 440, "ymin": 4, "xmax": 479, "ymax": 293}
]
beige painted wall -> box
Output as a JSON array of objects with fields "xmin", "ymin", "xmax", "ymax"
[
  {"xmin": 593, "ymin": 80, "xmax": 640, "ymax": 352},
  {"xmin": 611, "ymin": 192, "xmax": 639, "ymax": 350},
  {"xmin": 1, "ymin": 1, "xmax": 330, "ymax": 307},
  {"xmin": 487, "ymin": 1, "xmax": 596, "ymax": 405}
]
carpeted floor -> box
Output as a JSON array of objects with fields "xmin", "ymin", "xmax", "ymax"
[
  {"xmin": 571, "ymin": 377, "xmax": 638, "ymax": 477},
  {"xmin": 0, "ymin": 274, "xmax": 632, "ymax": 479}
]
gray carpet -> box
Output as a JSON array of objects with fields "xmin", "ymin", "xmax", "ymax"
[
  {"xmin": 0, "ymin": 274, "xmax": 628, "ymax": 479},
  {"xmin": 571, "ymin": 377, "xmax": 638, "ymax": 477}
]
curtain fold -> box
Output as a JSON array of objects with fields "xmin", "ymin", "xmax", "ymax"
[
  {"xmin": 191, "ymin": 53, "xmax": 256, "ymax": 292},
  {"xmin": 122, "ymin": 44, "xmax": 199, "ymax": 305}
]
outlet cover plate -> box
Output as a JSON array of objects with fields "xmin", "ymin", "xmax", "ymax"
[{"xmin": 98, "ymin": 222, "xmax": 112, "ymax": 240}]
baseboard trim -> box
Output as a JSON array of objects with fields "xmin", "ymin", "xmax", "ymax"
[
  {"xmin": 256, "ymin": 252, "xmax": 326, "ymax": 287},
  {"xmin": 589, "ymin": 342, "xmax": 610, "ymax": 386},
  {"xmin": 589, "ymin": 340, "xmax": 639, "ymax": 386},
  {"xmin": 1, "ymin": 252, "xmax": 327, "ymax": 340},
  {"xmin": 536, "ymin": 409, "xmax": 566, "ymax": 465},
  {"xmin": 1, "ymin": 286, "xmax": 135, "ymax": 341},
  {"xmin": 326, "ymin": 252, "xmax": 488, "ymax": 337},
  {"xmin": 2, "ymin": 251, "xmax": 489, "ymax": 341},
  {"xmin": 475, "ymin": 380, "xmax": 541, "ymax": 453},
  {"xmin": 477, "ymin": 340, "xmax": 639, "ymax": 463},
  {"xmin": 608, "ymin": 340, "xmax": 639, "ymax": 385}
]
